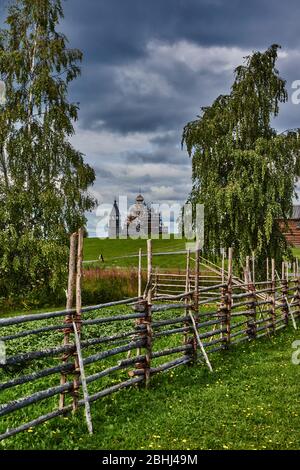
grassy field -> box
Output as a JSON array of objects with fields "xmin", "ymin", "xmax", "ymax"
[
  {"xmin": 83, "ymin": 236, "xmax": 189, "ymax": 270},
  {"xmin": 1, "ymin": 316, "xmax": 300, "ymax": 450},
  {"xmin": 293, "ymin": 247, "xmax": 300, "ymax": 258}
]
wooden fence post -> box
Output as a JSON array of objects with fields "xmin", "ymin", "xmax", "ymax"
[
  {"xmin": 282, "ymin": 261, "xmax": 285, "ymax": 281},
  {"xmin": 154, "ymin": 268, "xmax": 158, "ymax": 298},
  {"xmin": 138, "ymin": 248, "xmax": 142, "ymax": 298},
  {"xmin": 281, "ymin": 275, "xmax": 289, "ymax": 326},
  {"xmin": 218, "ymin": 283, "xmax": 226, "ymax": 348},
  {"xmin": 246, "ymin": 256, "xmax": 250, "ymax": 281},
  {"xmin": 225, "ymin": 247, "xmax": 233, "ymax": 347},
  {"xmin": 59, "ymin": 232, "xmax": 77, "ymax": 410},
  {"xmin": 184, "ymin": 249, "xmax": 191, "ymax": 345},
  {"xmin": 192, "ymin": 242, "xmax": 200, "ymax": 358},
  {"xmin": 297, "ymin": 276, "xmax": 300, "ymax": 319},
  {"xmin": 245, "ymin": 267, "xmax": 256, "ymax": 341},
  {"xmin": 221, "ymin": 249, "xmax": 225, "ymax": 284},
  {"xmin": 145, "ymin": 239, "xmax": 153, "ymax": 388},
  {"xmin": 72, "ymin": 227, "xmax": 84, "ymax": 412},
  {"xmin": 271, "ymin": 259, "xmax": 276, "ymax": 333},
  {"xmin": 252, "ymin": 251, "xmax": 255, "ymax": 285},
  {"xmin": 194, "ymin": 242, "xmax": 200, "ymax": 314}
]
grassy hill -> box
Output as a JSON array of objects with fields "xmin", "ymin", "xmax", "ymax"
[
  {"xmin": 83, "ymin": 236, "xmax": 189, "ymax": 270},
  {"xmin": 84, "ymin": 237, "xmax": 300, "ymax": 271}
]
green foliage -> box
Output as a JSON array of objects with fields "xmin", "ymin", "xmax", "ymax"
[
  {"xmin": 182, "ymin": 45, "xmax": 300, "ymax": 276},
  {"xmin": 0, "ymin": 0, "xmax": 96, "ymax": 301}
]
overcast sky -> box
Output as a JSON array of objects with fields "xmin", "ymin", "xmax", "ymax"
[{"xmin": 1, "ymin": 0, "xmax": 300, "ymax": 235}]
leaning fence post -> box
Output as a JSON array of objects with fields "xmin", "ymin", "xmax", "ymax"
[
  {"xmin": 72, "ymin": 227, "xmax": 84, "ymax": 412},
  {"xmin": 59, "ymin": 232, "xmax": 77, "ymax": 410},
  {"xmin": 72, "ymin": 318, "xmax": 93, "ymax": 434}
]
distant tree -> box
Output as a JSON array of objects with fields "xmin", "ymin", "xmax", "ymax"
[
  {"xmin": 182, "ymin": 45, "xmax": 300, "ymax": 276},
  {"xmin": 0, "ymin": 0, "xmax": 95, "ymax": 305}
]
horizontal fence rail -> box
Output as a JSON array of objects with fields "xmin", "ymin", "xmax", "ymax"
[{"xmin": 0, "ymin": 241, "xmax": 300, "ymax": 442}]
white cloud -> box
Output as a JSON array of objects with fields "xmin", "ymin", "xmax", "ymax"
[
  {"xmin": 147, "ymin": 40, "xmax": 250, "ymax": 74},
  {"xmin": 71, "ymin": 126, "xmax": 158, "ymax": 157},
  {"xmin": 150, "ymin": 185, "xmax": 178, "ymax": 200}
]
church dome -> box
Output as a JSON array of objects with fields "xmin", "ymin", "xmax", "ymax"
[{"xmin": 136, "ymin": 194, "xmax": 144, "ymax": 203}]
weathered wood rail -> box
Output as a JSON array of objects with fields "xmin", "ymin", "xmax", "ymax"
[{"xmin": 0, "ymin": 239, "xmax": 299, "ymax": 441}]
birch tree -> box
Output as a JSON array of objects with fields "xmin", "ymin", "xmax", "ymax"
[
  {"xmin": 182, "ymin": 45, "xmax": 300, "ymax": 275},
  {"xmin": 0, "ymin": 0, "xmax": 95, "ymax": 304}
]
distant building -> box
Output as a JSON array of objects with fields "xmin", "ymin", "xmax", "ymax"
[
  {"xmin": 108, "ymin": 194, "xmax": 168, "ymax": 238},
  {"xmin": 108, "ymin": 199, "xmax": 120, "ymax": 239},
  {"xmin": 278, "ymin": 206, "xmax": 300, "ymax": 247}
]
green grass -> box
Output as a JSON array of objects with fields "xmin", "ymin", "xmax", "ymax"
[
  {"xmin": 292, "ymin": 247, "xmax": 300, "ymax": 258},
  {"xmin": 84, "ymin": 236, "xmax": 188, "ymax": 269},
  {"xmin": 1, "ymin": 311, "xmax": 300, "ymax": 450}
]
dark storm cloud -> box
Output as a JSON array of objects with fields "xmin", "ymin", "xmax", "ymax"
[
  {"xmin": 64, "ymin": 0, "xmax": 300, "ymax": 63},
  {"xmin": 62, "ymin": 0, "xmax": 300, "ymax": 137},
  {"xmin": 70, "ymin": 46, "xmax": 233, "ymax": 135}
]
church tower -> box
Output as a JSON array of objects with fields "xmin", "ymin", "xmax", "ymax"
[{"xmin": 108, "ymin": 198, "xmax": 120, "ymax": 239}]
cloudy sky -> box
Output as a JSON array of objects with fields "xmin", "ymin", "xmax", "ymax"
[{"xmin": 2, "ymin": 0, "xmax": 300, "ymax": 235}]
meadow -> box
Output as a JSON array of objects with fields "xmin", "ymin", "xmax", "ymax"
[{"xmin": 83, "ymin": 236, "xmax": 188, "ymax": 270}]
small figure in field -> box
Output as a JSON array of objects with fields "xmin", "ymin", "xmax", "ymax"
[{"xmin": 99, "ymin": 254, "xmax": 105, "ymax": 263}]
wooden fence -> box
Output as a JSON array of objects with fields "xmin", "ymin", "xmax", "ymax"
[{"xmin": 0, "ymin": 236, "xmax": 299, "ymax": 441}]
